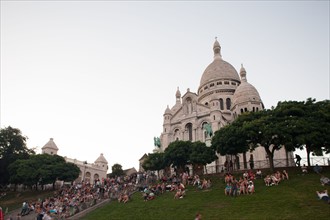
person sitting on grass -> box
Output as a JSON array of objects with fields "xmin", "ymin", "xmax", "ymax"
[
  {"xmin": 282, "ymin": 170, "xmax": 289, "ymax": 180},
  {"xmin": 316, "ymin": 190, "xmax": 330, "ymax": 204},
  {"xmin": 224, "ymin": 182, "xmax": 232, "ymax": 196},
  {"xmin": 247, "ymin": 181, "xmax": 255, "ymax": 194},
  {"xmin": 301, "ymin": 164, "xmax": 308, "ymax": 174},
  {"xmin": 320, "ymin": 176, "xmax": 330, "ymax": 186},
  {"xmin": 174, "ymin": 188, "xmax": 185, "ymax": 199},
  {"xmin": 238, "ymin": 177, "xmax": 246, "ymax": 195},
  {"xmin": 313, "ymin": 164, "xmax": 322, "ymax": 174},
  {"xmin": 256, "ymin": 169, "xmax": 262, "ymax": 179},
  {"xmin": 243, "ymin": 171, "xmax": 248, "ymax": 180},
  {"xmin": 122, "ymin": 194, "xmax": 130, "ymax": 203},
  {"xmin": 271, "ymin": 174, "xmax": 280, "ymax": 185},
  {"xmin": 248, "ymin": 170, "xmax": 255, "ymax": 180},
  {"xmin": 264, "ymin": 175, "xmax": 272, "ymax": 186}
]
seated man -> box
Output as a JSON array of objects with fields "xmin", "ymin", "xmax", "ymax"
[
  {"xmin": 320, "ymin": 176, "xmax": 330, "ymax": 186},
  {"xmin": 247, "ymin": 181, "xmax": 255, "ymax": 194},
  {"xmin": 316, "ymin": 190, "xmax": 330, "ymax": 204},
  {"xmin": 20, "ymin": 201, "xmax": 30, "ymax": 216},
  {"xmin": 301, "ymin": 164, "xmax": 308, "ymax": 174},
  {"xmin": 313, "ymin": 164, "xmax": 322, "ymax": 174},
  {"xmin": 256, "ymin": 169, "xmax": 262, "ymax": 179}
]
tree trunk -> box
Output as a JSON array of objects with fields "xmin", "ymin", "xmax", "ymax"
[
  {"xmin": 243, "ymin": 152, "xmax": 247, "ymax": 169},
  {"xmin": 265, "ymin": 146, "xmax": 275, "ymax": 173},
  {"xmin": 306, "ymin": 144, "xmax": 311, "ymax": 167}
]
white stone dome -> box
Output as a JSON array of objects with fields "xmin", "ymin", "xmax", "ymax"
[
  {"xmin": 233, "ymin": 81, "xmax": 262, "ymax": 105},
  {"xmin": 199, "ymin": 39, "xmax": 240, "ymax": 88},
  {"xmin": 233, "ymin": 65, "xmax": 262, "ymax": 106},
  {"xmin": 164, "ymin": 105, "xmax": 172, "ymax": 115}
]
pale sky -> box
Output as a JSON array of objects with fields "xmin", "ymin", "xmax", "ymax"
[{"xmin": 1, "ymin": 1, "xmax": 329, "ymax": 170}]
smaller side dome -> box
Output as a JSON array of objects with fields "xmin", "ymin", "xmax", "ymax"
[
  {"xmin": 95, "ymin": 153, "xmax": 108, "ymax": 164},
  {"xmin": 233, "ymin": 67, "xmax": 262, "ymax": 106},
  {"xmin": 164, "ymin": 105, "xmax": 172, "ymax": 115}
]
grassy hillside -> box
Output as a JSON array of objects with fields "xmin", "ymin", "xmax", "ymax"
[{"xmin": 81, "ymin": 171, "xmax": 330, "ymax": 220}]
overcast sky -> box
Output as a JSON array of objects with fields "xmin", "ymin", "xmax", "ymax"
[{"xmin": 1, "ymin": 1, "xmax": 329, "ymax": 170}]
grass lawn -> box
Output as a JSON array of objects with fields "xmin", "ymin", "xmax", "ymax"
[{"xmin": 82, "ymin": 170, "xmax": 330, "ymax": 220}]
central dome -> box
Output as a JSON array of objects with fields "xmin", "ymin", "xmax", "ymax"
[{"xmin": 199, "ymin": 40, "xmax": 240, "ymax": 88}]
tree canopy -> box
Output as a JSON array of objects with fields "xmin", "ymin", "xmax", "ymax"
[
  {"xmin": 110, "ymin": 163, "xmax": 124, "ymax": 177},
  {"xmin": 0, "ymin": 126, "xmax": 35, "ymax": 186},
  {"xmin": 164, "ymin": 140, "xmax": 192, "ymax": 174},
  {"xmin": 142, "ymin": 152, "xmax": 166, "ymax": 177},
  {"xmin": 275, "ymin": 98, "xmax": 330, "ymax": 166},
  {"xmin": 8, "ymin": 154, "xmax": 80, "ymax": 190}
]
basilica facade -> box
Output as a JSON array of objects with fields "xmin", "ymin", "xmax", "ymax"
[
  {"xmin": 158, "ymin": 39, "xmax": 294, "ymax": 171},
  {"xmin": 42, "ymin": 138, "xmax": 108, "ymax": 183}
]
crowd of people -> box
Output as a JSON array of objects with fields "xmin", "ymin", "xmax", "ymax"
[
  {"xmin": 7, "ymin": 175, "xmax": 138, "ymax": 220},
  {"xmin": 2, "ymin": 164, "xmax": 329, "ymax": 219}
]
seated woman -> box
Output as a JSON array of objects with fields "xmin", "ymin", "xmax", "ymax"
[
  {"xmin": 224, "ymin": 182, "xmax": 232, "ymax": 196},
  {"xmin": 238, "ymin": 178, "xmax": 246, "ymax": 195},
  {"xmin": 271, "ymin": 174, "xmax": 280, "ymax": 185},
  {"xmin": 201, "ymin": 178, "xmax": 208, "ymax": 189},
  {"xmin": 122, "ymin": 194, "xmax": 129, "ymax": 203},
  {"xmin": 248, "ymin": 170, "xmax": 255, "ymax": 180},
  {"xmin": 275, "ymin": 171, "xmax": 282, "ymax": 182},
  {"xmin": 174, "ymin": 189, "xmax": 184, "ymax": 199},
  {"xmin": 264, "ymin": 175, "xmax": 272, "ymax": 186}
]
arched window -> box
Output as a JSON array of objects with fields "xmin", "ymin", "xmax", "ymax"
[
  {"xmin": 219, "ymin": 98, "xmax": 224, "ymax": 110},
  {"xmin": 185, "ymin": 123, "xmax": 193, "ymax": 141},
  {"xmin": 94, "ymin": 173, "xmax": 99, "ymax": 180},
  {"xmin": 226, "ymin": 98, "xmax": 231, "ymax": 110}
]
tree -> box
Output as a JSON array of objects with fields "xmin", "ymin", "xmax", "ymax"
[
  {"xmin": 190, "ymin": 141, "xmax": 218, "ymax": 174},
  {"xmin": 242, "ymin": 110, "xmax": 292, "ymax": 173},
  {"xmin": 8, "ymin": 154, "xmax": 80, "ymax": 190},
  {"xmin": 111, "ymin": 163, "xmax": 124, "ymax": 177},
  {"xmin": 276, "ymin": 99, "xmax": 330, "ymax": 166},
  {"xmin": 164, "ymin": 140, "xmax": 192, "ymax": 174},
  {"xmin": 142, "ymin": 152, "xmax": 166, "ymax": 178},
  {"xmin": 0, "ymin": 126, "xmax": 35, "ymax": 186}
]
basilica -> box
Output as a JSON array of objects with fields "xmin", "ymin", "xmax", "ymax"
[{"xmin": 157, "ymin": 39, "xmax": 294, "ymax": 171}]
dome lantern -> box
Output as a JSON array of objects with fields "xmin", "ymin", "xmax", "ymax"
[
  {"xmin": 240, "ymin": 64, "xmax": 247, "ymax": 82},
  {"xmin": 175, "ymin": 87, "xmax": 181, "ymax": 103},
  {"xmin": 213, "ymin": 37, "xmax": 222, "ymax": 60}
]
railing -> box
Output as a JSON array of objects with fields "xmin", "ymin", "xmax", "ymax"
[{"xmin": 204, "ymin": 157, "xmax": 330, "ymax": 174}]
